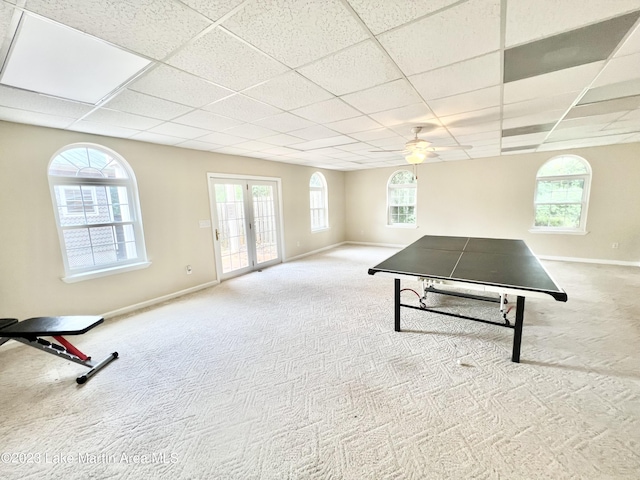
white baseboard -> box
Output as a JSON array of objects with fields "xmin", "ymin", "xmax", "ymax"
[
  {"xmin": 345, "ymin": 241, "xmax": 406, "ymax": 249},
  {"xmin": 538, "ymin": 255, "xmax": 640, "ymax": 267},
  {"xmin": 101, "ymin": 280, "xmax": 219, "ymax": 319}
]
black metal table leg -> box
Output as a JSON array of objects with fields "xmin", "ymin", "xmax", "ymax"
[
  {"xmin": 512, "ymin": 296, "xmax": 525, "ymax": 362},
  {"xmin": 395, "ymin": 278, "xmax": 401, "ymax": 332}
]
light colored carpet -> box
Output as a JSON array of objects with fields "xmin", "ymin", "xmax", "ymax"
[{"xmin": 1, "ymin": 245, "xmax": 639, "ymax": 479}]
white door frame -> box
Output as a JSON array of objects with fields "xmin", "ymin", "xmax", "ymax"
[{"xmin": 207, "ymin": 173, "xmax": 286, "ymax": 282}]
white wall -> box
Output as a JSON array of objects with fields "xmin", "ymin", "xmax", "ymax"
[
  {"xmin": 345, "ymin": 143, "xmax": 640, "ymax": 263},
  {"xmin": 0, "ymin": 121, "xmax": 346, "ymax": 318}
]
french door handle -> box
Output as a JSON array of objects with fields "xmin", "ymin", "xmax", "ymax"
[{"xmin": 215, "ymin": 229, "xmax": 219, "ymax": 240}]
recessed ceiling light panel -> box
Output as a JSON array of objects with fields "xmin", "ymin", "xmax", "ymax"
[{"xmin": 0, "ymin": 13, "xmax": 151, "ymax": 104}]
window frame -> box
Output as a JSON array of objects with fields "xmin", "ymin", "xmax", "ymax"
[
  {"xmin": 387, "ymin": 169, "xmax": 417, "ymax": 228},
  {"xmin": 309, "ymin": 172, "xmax": 329, "ymax": 232},
  {"xmin": 531, "ymin": 155, "xmax": 591, "ymax": 234},
  {"xmin": 48, "ymin": 143, "xmax": 150, "ymax": 282}
]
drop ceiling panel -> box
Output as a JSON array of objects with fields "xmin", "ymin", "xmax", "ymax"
[
  {"xmin": 502, "ymin": 93, "xmax": 579, "ymax": 118},
  {"xmin": 410, "ymin": 52, "xmax": 501, "ymax": 100},
  {"xmin": 297, "ymin": 40, "xmax": 401, "ymax": 96},
  {"xmin": 173, "ymin": 109, "xmax": 243, "ymax": 131},
  {"xmin": 291, "ymin": 98, "xmax": 360, "ymax": 124},
  {"xmin": 243, "ymin": 72, "xmax": 333, "ymax": 111},
  {"xmin": 175, "ymin": 139, "xmax": 220, "ymax": 151},
  {"xmin": 503, "ymin": 62, "xmax": 604, "ymax": 104},
  {"xmin": 0, "ymin": 105, "xmax": 74, "ymax": 128},
  {"xmin": 147, "ymin": 122, "xmax": 211, "ymax": 139},
  {"xmin": 222, "ymin": 0, "xmax": 368, "ymax": 68},
  {"xmin": 566, "ymin": 95, "xmax": 640, "ymax": 118},
  {"xmin": 427, "ymin": 86, "xmax": 502, "ymax": 118},
  {"xmin": 167, "ymin": 28, "xmax": 289, "ymax": 91},
  {"xmin": 378, "ymin": 0, "xmax": 501, "ymax": 75},
  {"xmin": 223, "ymin": 124, "xmax": 280, "ymax": 140},
  {"xmin": 128, "ymin": 65, "xmax": 233, "ymax": 108},
  {"xmin": 504, "ymin": 0, "xmax": 640, "ymax": 47},
  {"xmin": 368, "ymin": 103, "xmax": 436, "ymax": 127},
  {"xmin": 325, "ymin": 116, "xmax": 382, "ymax": 134},
  {"xmin": 346, "ymin": 0, "xmax": 459, "ymax": 35},
  {"xmin": 262, "ymin": 134, "xmax": 305, "ymax": 147},
  {"xmin": 0, "ymin": 85, "xmax": 94, "ymax": 118},
  {"xmin": 615, "ymin": 22, "xmax": 640, "ymax": 57},
  {"xmin": 83, "ymin": 108, "xmax": 164, "ymax": 130},
  {"xmin": 25, "ymin": 0, "xmax": 211, "ymax": 60},
  {"xmin": 196, "ymin": 131, "xmax": 247, "ymax": 146},
  {"xmin": 179, "ymin": 0, "xmax": 246, "ymax": 22},
  {"xmin": 69, "ymin": 120, "xmax": 140, "ymax": 138},
  {"xmin": 203, "ymin": 94, "xmax": 283, "ymax": 123},
  {"xmin": 579, "ymin": 79, "xmax": 640, "ymax": 105},
  {"xmin": 288, "ymin": 125, "xmax": 340, "ymax": 141},
  {"xmin": 130, "ymin": 131, "xmax": 183, "ymax": 145},
  {"xmin": 341, "ymin": 79, "xmax": 422, "ymax": 114},
  {"xmin": 104, "ymin": 90, "xmax": 192, "ymax": 120},
  {"xmin": 252, "ymin": 112, "xmax": 315, "ymax": 133},
  {"xmin": 0, "ymin": 3, "xmax": 14, "ymax": 33},
  {"xmin": 501, "ymin": 110, "xmax": 567, "ymax": 129},
  {"xmin": 591, "ymin": 52, "xmax": 640, "ymax": 87}
]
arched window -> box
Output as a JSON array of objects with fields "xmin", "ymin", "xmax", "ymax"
[
  {"xmin": 388, "ymin": 170, "xmax": 417, "ymax": 226},
  {"xmin": 48, "ymin": 144, "xmax": 149, "ymax": 281},
  {"xmin": 533, "ymin": 155, "xmax": 591, "ymax": 232},
  {"xmin": 309, "ymin": 172, "xmax": 328, "ymax": 231}
]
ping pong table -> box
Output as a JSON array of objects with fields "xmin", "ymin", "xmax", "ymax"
[{"xmin": 368, "ymin": 235, "xmax": 567, "ymax": 362}]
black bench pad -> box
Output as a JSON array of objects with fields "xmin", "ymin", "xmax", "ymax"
[{"xmin": 0, "ymin": 316, "xmax": 103, "ymax": 337}]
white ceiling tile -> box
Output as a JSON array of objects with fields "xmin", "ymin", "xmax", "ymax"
[
  {"xmin": 615, "ymin": 21, "xmax": 640, "ymax": 57},
  {"xmin": 288, "ymin": 124, "xmax": 339, "ymax": 140},
  {"xmin": 617, "ymin": 108, "xmax": 640, "ymax": 121},
  {"xmin": 501, "ymin": 132, "xmax": 549, "ymax": 147},
  {"xmin": 222, "ymin": 0, "xmax": 368, "ymax": 68},
  {"xmin": 147, "ymin": 122, "xmax": 211, "ymax": 139},
  {"xmin": 103, "ymin": 89, "xmax": 192, "ymax": 120},
  {"xmin": 501, "ymin": 110, "xmax": 567, "ymax": 129},
  {"xmin": 337, "ymin": 142, "xmax": 378, "ymax": 153},
  {"xmin": 378, "ymin": 0, "xmax": 501, "ymax": 75},
  {"xmin": 297, "ymin": 40, "xmax": 401, "ymax": 96},
  {"xmin": 68, "ymin": 120, "xmax": 140, "ymax": 138},
  {"xmin": 252, "ymin": 112, "xmax": 315, "ymax": 133},
  {"xmin": 261, "ymin": 133, "xmax": 305, "ymax": 147},
  {"xmin": 591, "ymin": 52, "xmax": 640, "ymax": 87},
  {"xmin": 0, "ymin": 105, "xmax": 74, "ymax": 128},
  {"xmin": 325, "ymin": 116, "xmax": 382, "ymax": 134},
  {"xmin": 410, "ymin": 52, "xmax": 501, "ymax": 100},
  {"xmin": 203, "ymin": 94, "xmax": 283, "ymax": 122},
  {"xmin": 440, "ymin": 106, "xmax": 502, "ymax": 129},
  {"xmin": 263, "ymin": 146, "xmax": 302, "ymax": 155},
  {"xmin": 503, "ymin": 62, "xmax": 604, "ymax": 104},
  {"xmin": 539, "ymin": 133, "xmax": 633, "ymax": 150},
  {"xmin": 173, "ymin": 109, "xmax": 243, "ymax": 130},
  {"xmin": 212, "ymin": 146, "xmax": 252, "ymax": 156},
  {"xmin": 291, "ymin": 135, "xmax": 356, "ymax": 150},
  {"xmin": 366, "ymin": 135, "xmax": 406, "ymax": 149},
  {"xmin": 347, "ymin": 0, "xmax": 460, "ymax": 35},
  {"xmin": 84, "ymin": 108, "xmax": 164, "ymax": 130},
  {"xmin": 0, "ymin": 85, "xmax": 94, "ymax": 118},
  {"xmin": 244, "ymin": 72, "xmax": 334, "ymax": 111},
  {"xmin": 447, "ymin": 121, "xmax": 501, "ymax": 137},
  {"xmin": 0, "ymin": 3, "xmax": 16, "ymax": 36},
  {"xmin": 291, "ymin": 98, "xmax": 360, "ymax": 123},
  {"xmin": 167, "ymin": 27, "xmax": 289, "ymax": 90},
  {"xmin": 349, "ymin": 128, "xmax": 399, "ymax": 142},
  {"xmin": 454, "ymin": 130, "xmax": 501, "ymax": 143},
  {"xmin": 25, "ymin": 0, "xmax": 211, "ymax": 60},
  {"xmin": 555, "ymin": 112, "xmax": 628, "ymax": 129},
  {"xmin": 129, "ymin": 65, "xmax": 233, "ymax": 108},
  {"xmin": 468, "ymin": 147, "xmax": 501, "ymax": 158},
  {"xmin": 175, "ymin": 139, "xmax": 221, "ymax": 151},
  {"xmin": 341, "ymin": 79, "xmax": 422, "ymax": 114},
  {"xmin": 427, "ymin": 86, "xmax": 502, "ymax": 117},
  {"xmin": 179, "ymin": 0, "xmax": 246, "ymax": 22},
  {"xmin": 223, "ymin": 124, "xmax": 280, "ymax": 140},
  {"xmin": 369, "ymin": 103, "xmax": 436, "ymax": 127},
  {"xmin": 234, "ymin": 140, "xmax": 277, "ymax": 152},
  {"xmin": 502, "ymin": 93, "xmax": 579, "ymax": 116},
  {"xmin": 505, "ymin": 0, "xmax": 640, "ymax": 47},
  {"xmin": 130, "ymin": 131, "xmax": 184, "ymax": 145},
  {"xmin": 197, "ymin": 131, "xmax": 247, "ymax": 146}
]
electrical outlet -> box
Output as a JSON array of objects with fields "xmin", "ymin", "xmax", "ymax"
[
  {"xmin": 611, "ymin": 243, "xmax": 619, "ymax": 249},
  {"xmin": 186, "ymin": 265, "xmax": 192, "ymax": 274}
]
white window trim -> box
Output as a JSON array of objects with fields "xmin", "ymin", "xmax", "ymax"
[
  {"xmin": 48, "ymin": 143, "xmax": 149, "ymax": 281},
  {"xmin": 387, "ymin": 170, "xmax": 417, "ymax": 227},
  {"xmin": 531, "ymin": 157, "xmax": 591, "ymax": 234}
]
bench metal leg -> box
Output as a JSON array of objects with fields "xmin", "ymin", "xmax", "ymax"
[
  {"xmin": 395, "ymin": 278, "xmax": 401, "ymax": 332},
  {"xmin": 511, "ymin": 296, "xmax": 525, "ymax": 363}
]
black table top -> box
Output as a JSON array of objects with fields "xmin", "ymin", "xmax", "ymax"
[
  {"xmin": 369, "ymin": 235, "xmax": 567, "ymax": 301},
  {"xmin": 0, "ymin": 316, "xmax": 104, "ymax": 337}
]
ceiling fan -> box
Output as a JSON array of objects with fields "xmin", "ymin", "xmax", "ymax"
[{"xmin": 371, "ymin": 126, "xmax": 472, "ymax": 164}]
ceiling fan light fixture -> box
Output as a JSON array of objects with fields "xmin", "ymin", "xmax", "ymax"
[{"xmin": 405, "ymin": 151, "xmax": 426, "ymax": 164}]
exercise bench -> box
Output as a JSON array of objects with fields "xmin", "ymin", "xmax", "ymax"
[{"xmin": 0, "ymin": 316, "xmax": 118, "ymax": 384}]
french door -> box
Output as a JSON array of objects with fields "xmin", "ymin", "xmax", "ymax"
[{"xmin": 208, "ymin": 175, "xmax": 282, "ymax": 280}]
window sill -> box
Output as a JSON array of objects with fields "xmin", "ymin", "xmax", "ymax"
[
  {"xmin": 311, "ymin": 227, "xmax": 330, "ymax": 233},
  {"xmin": 62, "ymin": 261, "xmax": 152, "ymax": 283},
  {"xmin": 529, "ymin": 229, "xmax": 589, "ymax": 235},
  {"xmin": 387, "ymin": 224, "xmax": 418, "ymax": 229}
]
